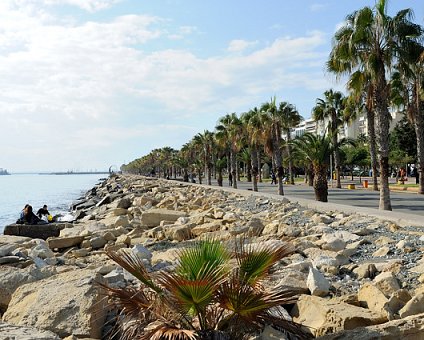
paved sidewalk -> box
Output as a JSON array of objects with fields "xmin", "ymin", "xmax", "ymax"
[{"xmin": 193, "ymin": 176, "xmax": 424, "ymax": 222}]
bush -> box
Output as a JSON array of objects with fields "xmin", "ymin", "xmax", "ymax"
[{"xmin": 102, "ymin": 239, "xmax": 310, "ymax": 339}]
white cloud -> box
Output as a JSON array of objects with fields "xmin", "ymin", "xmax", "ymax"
[
  {"xmin": 0, "ymin": 3, "xmax": 332, "ymax": 171},
  {"xmin": 167, "ymin": 25, "xmax": 199, "ymax": 40},
  {"xmin": 310, "ymin": 3, "xmax": 328, "ymax": 12},
  {"xmin": 44, "ymin": 0, "xmax": 122, "ymax": 12},
  {"xmin": 227, "ymin": 39, "xmax": 258, "ymax": 52}
]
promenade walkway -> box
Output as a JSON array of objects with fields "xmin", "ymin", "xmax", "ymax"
[{"xmin": 197, "ymin": 176, "xmax": 424, "ymax": 222}]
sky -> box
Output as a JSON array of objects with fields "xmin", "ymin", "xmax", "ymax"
[{"xmin": 0, "ymin": 0, "xmax": 422, "ymax": 172}]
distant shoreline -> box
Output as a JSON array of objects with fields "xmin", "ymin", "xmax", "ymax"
[{"xmin": 43, "ymin": 172, "xmax": 110, "ymax": 175}]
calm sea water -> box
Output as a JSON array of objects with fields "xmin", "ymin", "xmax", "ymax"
[{"xmin": 0, "ymin": 174, "xmax": 105, "ymax": 233}]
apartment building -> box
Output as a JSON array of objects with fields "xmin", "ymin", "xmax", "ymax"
[{"xmin": 286, "ymin": 111, "xmax": 403, "ymax": 140}]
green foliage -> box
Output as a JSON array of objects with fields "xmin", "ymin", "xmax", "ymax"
[
  {"xmin": 389, "ymin": 116, "xmax": 417, "ymax": 161},
  {"xmin": 291, "ymin": 133, "xmax": 332, "ymax": 167},
  {"xmin": 103, "ymin": 239, "xmax": 309, "ymax": 340}
]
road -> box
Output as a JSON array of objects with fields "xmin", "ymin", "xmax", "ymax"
[{"xmin": 203, "ymin": 177, "xmax": 424, "ymax": 217}]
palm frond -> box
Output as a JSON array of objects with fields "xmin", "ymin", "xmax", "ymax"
[
  {"xmin": 176, "ymin": 240, "xmax": 230, "ymax": 281},
  {"xmin": 106, "ymin": 249, "xmax": 162, "ymax": 293},
  {"xmin": 235, "ymin": 239, "xmax": 294, "ymax": 286},
  {"xmin": 146, "ymin": 324, "xmax": 198, "ymax": 340}
]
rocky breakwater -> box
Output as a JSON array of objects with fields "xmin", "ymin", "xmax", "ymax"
[{"xmin": 1, "ymin": 174, "xmax": 424, "ymax": 339}]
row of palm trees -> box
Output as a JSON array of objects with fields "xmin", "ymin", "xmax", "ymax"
[{"xmin": 122, "ymin": 0, "xmax": 424, "ymax": 210}]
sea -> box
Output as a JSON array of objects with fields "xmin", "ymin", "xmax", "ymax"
[{"xmin": 0, "ymin": 173, "xmax": 105, "ymax": 234}]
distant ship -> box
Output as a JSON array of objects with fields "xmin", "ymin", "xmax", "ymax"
[{"xmin": 0, "ymin": 168, "xmax": 10, "ymax": 175}]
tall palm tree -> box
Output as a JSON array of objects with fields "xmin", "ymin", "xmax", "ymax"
[
  {"xmin": 193, "ymin": 130, "xmax": 215, "ymax": 186},
  {"xmin": 291, "ymin": 133, "xmax": 332, "ymax": 202},
  {"xmin": 327, "ymin": 0, "xmax": 422, "ymax": 210},
  {"xmin": 215, "ymin": 113, "xmax": 243, "ymax": 189},
  {"xmin": 312, "ymin": 90, "xmax": 345, "ymax": 189},
  {"xmin": 279, "ymin": 102, "xmax": 303, "ymax": 185},
  {"xmin": 391, "ymin": 45, "xmax": 424, "ymax": 194},
  {"xmin": 241, "ymin": 108, "xmax": 266, "ymax": 192},
  {"xmin": 346, "ymin": 71, "xmax": 379, "ymax": 191},
  {"xmin": 261, "ymin": 97, "xmax": 285, "ymax": 195}
]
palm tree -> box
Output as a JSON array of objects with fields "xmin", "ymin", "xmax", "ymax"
[
  {"xmin": 312, "ymin": 90, "xmax": 345, "ymax": 189},
  {"xmin": 261, "ymin": 97, "xmax": 285, "ymax": 195},
  {"xmin": 328, "ymin": 0, "xmax": 422, "ymax": 210},
  {"xmin": 193, "ymin": 130, "xmax": 215, "ymax": 186},
  {"xmin": 215, "ymin": 157, "xmax": 227, "ymax": 187},
  {"xmin": 241, "ymin": 108, "xmax": 266, "ymax": 192},
  {"xmin": 238, "ymin": 148, "xmax": 251, "ymax": 182},
  {"xmin": 291, "ymin": 133, "xmax": 332, "ymax": 202},
  {"xmin": 279, "ymin": 102, "xmax": 303, "ymax": 185},
  {"xmin": 103, "ymin": 239, "xmax": 309, "ymax": 340},
  {"xmin": 346, "ymin": 71, "xmax": 379, "ymax": 191},
  {"xmin": 215, "ymin": 113, "xmax": 243, "ymax": 189},
  {"xmin": 391, "ymin": 45, "xmax": 424, "ymax": 194}
]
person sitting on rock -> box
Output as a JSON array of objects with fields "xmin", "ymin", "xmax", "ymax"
[
  {"xmin": 17, "ymin": 205, "xmax": 46, "ymax": 225},
  {"xmin": 37, "ymin": 204, "xmax": 50, "ymax": 220}
]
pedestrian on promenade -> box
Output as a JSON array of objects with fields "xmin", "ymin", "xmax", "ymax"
[{"xmin": 228, "ymin": 173, "xmax": 233, "ymax": 186}]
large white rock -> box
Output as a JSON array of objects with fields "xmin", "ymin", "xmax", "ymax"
[
  {"xmin": 307, "ymin": 267, "xmax": 330, "ymax": 297},
  {"xmin": 2, "ymin": 269, "xmax": 107, "ymax": 338},
  {"xmin": 132, "ymin": 244, "xmax": 152, "ymax": 261}
]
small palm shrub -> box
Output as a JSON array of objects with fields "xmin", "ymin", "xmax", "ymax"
[{"xmin": 103, "ymin": 239, "xmax": 309, "ymax": 340}]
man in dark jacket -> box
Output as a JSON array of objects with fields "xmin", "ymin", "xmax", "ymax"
[{"xmin": 37, "ymin": 205, "xmax": 50, "ymax": 219}]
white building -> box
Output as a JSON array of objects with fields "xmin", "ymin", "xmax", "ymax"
[{"xmin": 286, "ymin": 111, "xmax": 403, "ymax": 141}]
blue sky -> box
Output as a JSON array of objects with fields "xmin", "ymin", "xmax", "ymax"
[{"xmin": 0, "ymin": 0, "xmax": 422, "ymax": 172}]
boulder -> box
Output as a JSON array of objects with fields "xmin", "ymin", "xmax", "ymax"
[
  {"xmin": 274, "ymin": 269, "xmax": 309, "ymax": 294},
  {"xmin": 373, "ymin": 271, "xmax": 400, "ymax": 298},
  {"xmin": 165, "ymin": 225, "xmax": 193, "ymax": 241},
  {"xmin": 3, "ymin": 224, "xmax": 61, "ymax": 240},
  {"xmin": 0, "ymin": 265, "xmax": 56, "ymax": 313},
  {"xmin": 399, "ymin": 293, "xmax": 424, "ymax": 318},
  {"xmin": 2, "ymin": 269, "xmax": 107, "ymax": 338},
  {"xmin": 0, "ymin": 244, "xmax": 18, "ymax": 257},
  {"xmin": 357, "ymin": 283, "xmax": 390, "ymax": 320},
  {"xmin": 47, "ymin": 236, "xmax": 84, "ymax": 249},
  {"xmin": 307, "ymin": 267, "xmax": 330, "ymax": 297},
  {"xmin": 191, "ymin": 221, "xmax": 222, "ymax": 237},
  {"xmin": 291, "ymin": 295, "xmax": 387, "ymax": 337},
  {"xmin": 318, "ymin": 312, "xmax": 424, "ymax": 339},
  {"xmin": 141, "ymin": 209, "xmax": 187, "ymax": 227},
  {"xmin": 116, "ymin": 197, "xmax": 132, "ymax": 209},
  {"xmin": 0, "ymin": 321, "xmax": 61, "ymax": 340}
]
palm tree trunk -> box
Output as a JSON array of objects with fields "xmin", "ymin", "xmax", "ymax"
[
  {"xmin": 314, "ymin": 164, "xmax": 328, "ymax": 202},
  {"xmin": 367, "ymin": 108, "xmax": 379, "ymax": 191},
  {"xmin": 286, "ymin": 129, "xmax": 295, "ymax": 185},
  {"xmin": 414, "ymin": 96, "xmax": 424, "ymax": 194},
  {"xmin": 207, "ymin": 163, "xmax": 212, "ymax": 185},
  {"xmin": 375, "ymin": 72, "xmax": 392, "ymax": 210},
  {"xmin": 198, "ymin": 168, "xmax": 202, "ymax": 184},
  {"xmin": 257, "ymin": 150, "xmax": 262, "ymax": 183},
  {"xmin": 217, "ymin": 169, "xmax": 223, "ymax": 187},
  {"xmin": 231, "ymin": 150, "xmax": 237, "ymax": 189},
  {"xmin": 251, "ymin": 148, "xmax": 259, "ymax": 192},
  {"xmin": 331, "ymin": 112, "xmax": 342, "ymax": 189},
  {"xmin": 272, "ymin": 135, "xmax": 284, "ymax": 196},
  {"xmin": 307, "ymin": 164, "xmax": 314, "ymax": 186}
]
